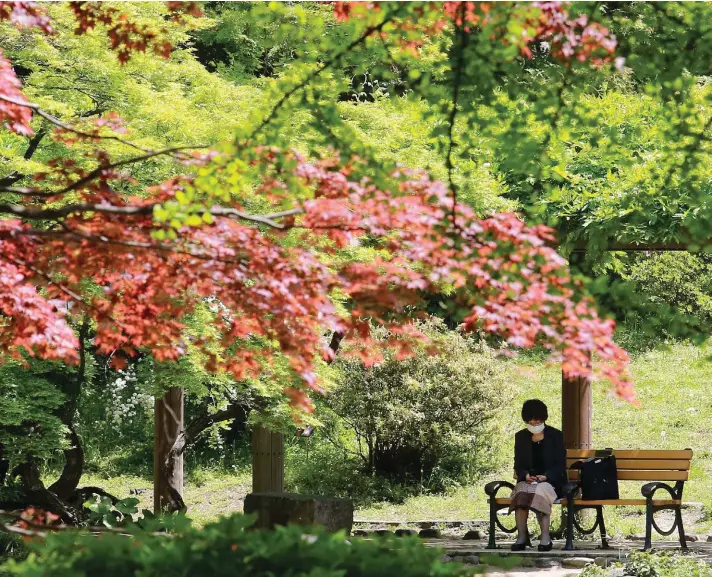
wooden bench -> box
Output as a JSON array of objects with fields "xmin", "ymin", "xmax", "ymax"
[{"xmin": 484, "ymin": 448, "xmax": 693, "ymax": 551}]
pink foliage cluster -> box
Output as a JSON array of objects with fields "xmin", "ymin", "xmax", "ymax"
[
  {"xmin": 525, "ymin": 2, "xmax": 616, "ymax": 64},
  {"xmin": 335, "ymin": 1, "xmax": 617, "ymax": 65},
  {"xmin": 0, "ymin": 1, "xmax": 635, "ymax": 411},
  {"xmin": 0, "ymin": 50, "xmax": 33, "ymax": 135}
]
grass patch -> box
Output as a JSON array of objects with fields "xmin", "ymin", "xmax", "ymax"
[{"xmin": 77, "ymin": 469, "xmax": 251, "ymax": 527}]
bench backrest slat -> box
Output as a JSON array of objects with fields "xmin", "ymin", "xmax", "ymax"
[
  {"xmin": 566, "ymin": 449, "xmax": 692, "ymax": 460},
  {"xmin": 565, "ymin": 459, "xmax": 690, "ymax": 471},
  {"xmin": 564, "ymin": 449, "xmax": 693, "ymax": 483},
  {"xmin": 567, "ymin": 469, "xmax": 689, "ymax": 482}
]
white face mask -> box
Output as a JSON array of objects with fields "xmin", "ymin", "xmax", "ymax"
[{"xmin": 527, "ymin": 423, "xmax": 545, "ymax": 434}]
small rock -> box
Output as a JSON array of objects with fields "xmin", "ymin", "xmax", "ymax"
[
  {"xmin": 595, "ymin": 557, "xmax": 609, "ymax": 568},
  {"xmin": 535, "ymin": 559, "xmax": 561, "ymax": 568},
  {"xmin": 519, "ymin": 558, "xmax": 535, "ymax": 567},
  {"xmin": 707, "ymin": 535, "xmax": 712, "ymax": 543},
  {"xmin": 417, "ymin": 521, "xmax": 434, "ymax": 529},
  {"xmin": 374, "ymin": 530, "xmax": 392, "ymax": 537},
  {"xmin": 561, "ymin": 557, "xmax": 595, "ymax": 569},
  {"xmin": 686, "ymin": 534, "xmax": 699, "ymax": 542},
  {"xmin": 351, "ymin": 530, "xmax": 368, "ymax": 537},
  {"xmin": 440, "ymin": 555, "xmax": 453, "ymax": 563},
  {"xmin": 395, "ymin": 529, "xmax": 416, "ymax": 537},
  {"xmin": 463, "ymin": 530, "xmax": 484, "ymax": 540},
  {"xmin": 627, "ymin": 534, "xmax": 646, "ymax": 541},
  {"xmin": 419, "ymin": 528, "xmax": 441, "ymax": 539},
  {"xmin": 460, "ymin": 555, "xmax": 479, "ymax": 565}
]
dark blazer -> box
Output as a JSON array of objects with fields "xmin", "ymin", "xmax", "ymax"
[{"xmin": 514, "ymin": 425, "xmax": 567, "ymax": 497}]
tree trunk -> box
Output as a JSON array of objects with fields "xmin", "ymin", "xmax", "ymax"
[
  {"xmin": 48, "ymin": 321, "xmax": 88, "ymax": 500},
  {"xmin": 48, "ymin": 426, "xmax": 85, "ymax": 500},
  {"xmin": 0, "ymin": 444, "xmax": 8, "ymax": 486},
  {"xmin": 154, "ymin": 387, "xmax": 185, "ymax": 513},
  {"xmin": 16, "ymin": 460, "xmax": 77, "ymax": 524}
]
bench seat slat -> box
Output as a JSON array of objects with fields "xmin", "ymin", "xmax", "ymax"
[
  {"xmin": 566, "ymin": 459, "xmax": 691, "ymax": 470},
  {"xmin": 566, "ymin": 449, "xmax": 692, "ymax": 460},
  {"xmin": 567, "ymin": 469, "xmax": 688, "ymax": 482},
  {"xmin": 494, "ymin": 498, "xmax": 681, "ymax": 507}
]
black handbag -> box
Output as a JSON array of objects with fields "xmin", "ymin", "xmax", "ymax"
[{"xmin": 571, "ymin": 453, "xmax": 619, "ymax": 500}]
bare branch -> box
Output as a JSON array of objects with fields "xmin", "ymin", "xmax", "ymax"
[
  {"xmin": 0, "ymin": 201, "xmax": 303, "ymax": 229},
  {"xmin": 0, "ymin": 94, "xmax": 208, "ymax": 157}
]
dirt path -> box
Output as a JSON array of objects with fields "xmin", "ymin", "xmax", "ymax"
[{"xmin": 482, "ymin": 568, "xmax": 581, "ymax": 576}]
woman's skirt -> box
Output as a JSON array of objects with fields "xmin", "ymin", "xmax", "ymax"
[{"xmin": 508, "ymin": 481, "xmax": 557, "ymax": 516}]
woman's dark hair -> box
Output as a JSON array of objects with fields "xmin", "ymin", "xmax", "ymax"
[{"xmin": 521, "ymin": 399, "xmax": 548, "ymax": 423}]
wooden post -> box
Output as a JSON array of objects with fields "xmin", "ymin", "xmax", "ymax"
[
  {"xmin": 561, "ymin": 371, "xmax": 592, "ymax": 450},
  {"xmin": 251, "ymin": 426, "xmax": 284, "ymax": 493},
  {"xmin": 154, "ymin": 387, "xmax": 184, "ymax": 513}
]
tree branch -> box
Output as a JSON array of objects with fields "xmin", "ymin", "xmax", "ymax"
[
  {"xmin": 445, "ymin": 2, "xmax": 469, "ymax": 226},
  {"xmin": 0, "ymin": 94, "xmax": 208, "ymax": 157},
  {"xmin": 0, "ymin": 127, "xmax": 48, "ymax": 187},
  {"xmin": 0, "ymin": 201, "xmax": 302, "ymax": 229}
]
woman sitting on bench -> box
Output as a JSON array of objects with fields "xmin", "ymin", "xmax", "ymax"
[{"xmin": 510, "ymin": 399, "xmax": 566, "ymax": 552}]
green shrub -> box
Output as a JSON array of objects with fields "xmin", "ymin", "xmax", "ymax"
[
  {"xmin": 285, "ymin": 440, "xmax": 416, "ymax": 506},
  {"xmin": 0, "ymin": 532, "xmax": 27, "ymax": 570},
  {"xmin": 581, "ymin": 552, "xmax": 712, "ymax": 577},
  {"xmin": 2, "ymin": 514, "xmax": 475, "ymax": 577},
  {"xmin": 313, "ymin": 318, "xmax": 509, "ymax": 493}
]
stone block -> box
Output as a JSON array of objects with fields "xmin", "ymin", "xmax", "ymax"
[
  {"xmin": 535, "ymin": 559, "xmax": 561, "ymax": 568},
  {"xmin": 419, "ymin": 528, "xmax": 441, "ymax": 538},
  {"xmin": 460, "ymin": 555, "xmax": 479, "ymax": 565},
  {"xmin": 395, "ymin": 529, "xmax": 417, "ymax": 537},
  {"xmin": 561, "ymin": 557, "xmax": 595, "ymax": 569},
  {"xmin": 244, "ymin": 492, "xmax": 353, "ymax": 533},
  {"xmin": 686, "ymin": 534, "xmax": 699, "ymax": 542},
  {"xmin": 463, "ymin": 529, "xmax": 484, "ymax": 540},
  {"xmin": 440, "ymin": 555, "xmax": 453, "ymax": 563}
]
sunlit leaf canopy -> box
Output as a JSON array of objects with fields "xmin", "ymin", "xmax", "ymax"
[{"xmin": 2, "ymin": 1, "xmax": 712, "ymax": 410}]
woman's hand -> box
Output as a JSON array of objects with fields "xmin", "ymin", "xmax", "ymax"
[
  {"xmin": 525, "ymin": 474, "xmax": 537, "ymax": 483},
  {"xmin": 536, "ymin": 475, "xmax": 547, "ymax": 482}
]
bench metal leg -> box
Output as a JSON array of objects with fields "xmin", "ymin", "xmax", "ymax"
[
  {"xmin": 487, "ymin": 498, "xmax": 497, "ymax": 549},
  {"xmin": 564, "ymin": 496, "xmax": 574, "ymax": 550},
  {"xmin": 596, "ymin": 506, "xmax": 610, "ymax": 549},
  {"xmin": 675, "ymin": 507, "xmax": 687, "ymax": 550},
  {"xmin": 644, "ymin": 501, "xmax": 653, "ymax": 551}
]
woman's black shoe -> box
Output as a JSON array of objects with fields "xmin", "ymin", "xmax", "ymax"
[
  {"xmin": 537, "ymin": 542, "xmax": 553, "ymax": 552},
  {"xmin": 510, "ymin": 542, "xmax": 527, "ymax": 551}
]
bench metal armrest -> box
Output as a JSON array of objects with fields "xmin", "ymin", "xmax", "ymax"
[
  {"xmin": 484, "ymin": 480, "xmax": 514, "ymax": 497},
  {"xmin": 641, "ymin": 482, "xmax": 680, "ymax": 500},
  {"xmin": 563, "ymin": 482, "xmax": 581, "ymax": 499}
]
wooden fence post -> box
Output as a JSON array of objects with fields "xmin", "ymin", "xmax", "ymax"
[
  {"xmin": 561, "ymin": 371, "xmax": 592, "ymax": 450},
  {"xmin": 251, "ymin": 426, "xmax": 284, "ymax": 493}
]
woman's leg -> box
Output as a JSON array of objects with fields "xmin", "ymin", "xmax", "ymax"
[
  {"xmin": 537, "ymin": 512, "xmax": 551, "ymax": 545},
  {"xmin": 514, "ymin": 508, "xmax": 529, "ymax": 544}
]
